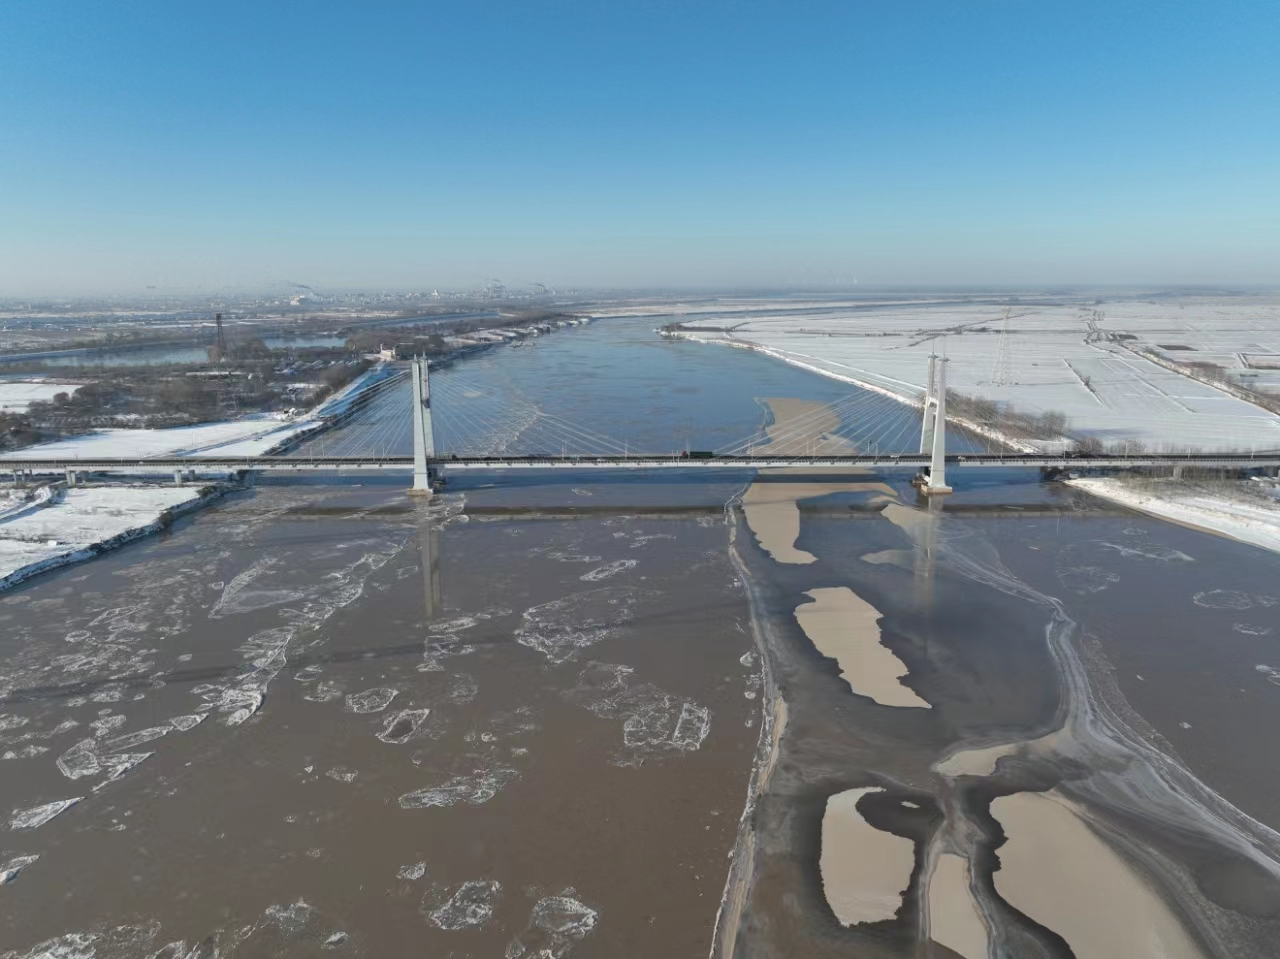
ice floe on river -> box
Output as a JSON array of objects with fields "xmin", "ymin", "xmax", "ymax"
[
  {"xmin": 507, "ymin": 895, "xmax": 600, "ymax": 958},
  {"xmin": 378, "ymin": 708, "xmax": 431, "ymax": 744},
  {"xmin": 1, "ymin": 888, "xmax": 365, "ymax": 957},
  {"xmin": 579, "ymin": 559, "xmax": 637, "ymax": 582},
  {"xmin": 2, "ymin": 923, "xmax": 162, "ymax": 959},
  {"xmin": 10, "ymin": 797, "xmax": 81, "ymax": 830},
  {"xmin": 399, "ymin": 766, "xmax": 518, "ymax": 809},
  {"xmin": 345, "ymin": 686, "xmax": 398, "ymax": 713},
  {"xmin": 167, "ymin": 713, "xmax": 206, "ymax": 732},
  {"xmin": 1057, "ymin": 566, "xmax": 1121, "ymax": 593},
  {"xmin": 193, "ymin": 537, "xmax": 405, "ymax": 726},
  {"xmin": 1193, "ymin": 589, "xmax": 1278, "ymax": 610},
  {"xmin": 264, "ymin": 899, "xmax": 316, "ymax": 934},
  {"xmin": 425, "ymin": 879, "xmax": 502, "ymax": 930},
  {"xmin": 1097, "ymin": 541, "xmax": 1194, "ymax": 563},
  {"xmin": 0, "ymin": 853, "xmax": 39, "ymax": 886},
  {"xmin": 515, "ymin": 586, "xmax": 648, "ymax": 663},
  {"xmin": 194, "ymin": 625, "xmax": 297, "ymax": 726},
  {"xmin": 398, "ymin": 861, "xmax": 427, "ymax": 880},
  {"xmin": 567, "ymin": 662, "xmax": 711, "ymax": 762}
]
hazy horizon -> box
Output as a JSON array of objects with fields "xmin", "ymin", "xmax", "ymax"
[
  {"xmin": 7, "ymin": 283, "xmax": 1280, "ymax": 306},
  {"xmin": 2, "ymin": 1, "xmax": 1278, "ymax": 296}
]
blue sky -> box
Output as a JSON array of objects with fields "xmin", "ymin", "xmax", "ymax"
[{"xmin": 1, "ymin": 1, "xmax": 1277, "ymax": 293}]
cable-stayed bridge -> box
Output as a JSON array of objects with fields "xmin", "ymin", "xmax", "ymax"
[{"xmin": 3, "ymin": 357, "xmax": 1278, "ymax": 492}]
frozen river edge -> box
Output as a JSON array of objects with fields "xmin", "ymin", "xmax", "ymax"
[
  {"xmin": 0, "ymin": 485, "xmax": 224, "ymax": 591},
  {"xmin": 1068, "ymin": 477, "xmax": 1280, "ymax": 557}
]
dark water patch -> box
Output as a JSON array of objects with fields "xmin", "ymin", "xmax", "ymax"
[
  {"xmin": 723, "ymin": 472, "xmax": 1280, "ymax": 957},
  {"xmin": 995, "ymin": 502, "xmax": 1280, "ymax": 832},
  {"xmin": 465, "ymin": 503, "xmax": 723, "ymax": 517}
]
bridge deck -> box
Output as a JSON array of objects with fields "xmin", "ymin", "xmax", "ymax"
[{"xmin": 1, "ymin": 453, "xmax": 1279, "ymax": 473}]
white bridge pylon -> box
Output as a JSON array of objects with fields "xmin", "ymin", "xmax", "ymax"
[
  {"xmin": 410, "ymin": 357, "xmax": 436, "ymax": 496},
  {"xmin": 917, "ymin": 354, "xmax": 952, "ymax": 494}
]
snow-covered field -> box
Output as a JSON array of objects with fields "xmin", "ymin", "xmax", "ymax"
[
  {"xmin": 658, "ymin": 293, "xmax": 1280, "ymax": 452},
  {"xmin": 0, "ymin": 415, "xmax": 315, "ymax": 460},
  {"xmin": 0, "ymin": 485, "xmax": 208, "ymax": 589},
  {"xmin": 0, "ymin": 363, "xmax": 395, "ymax": 460},
  {"xmin": 0, "ymin": 381, "xmax": 80, "ymax": 412},
  {"xmin": 1067, "ymin": 477, "xmax": 1280, "ymax": 556}
]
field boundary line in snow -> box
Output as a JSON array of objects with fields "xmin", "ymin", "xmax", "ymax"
[{"xmin": 1123, "ymin": 342, "xmax": 1280, "ymax": 416}]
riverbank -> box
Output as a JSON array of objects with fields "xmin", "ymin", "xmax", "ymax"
[
  {"xmin": 1067, "ymin": 476, "xmax": 1280, "ymax": 556},
  {"xmin": 666, "ymin": 331, "xmax": 1043, "ymax": 453},
  {"xmin": 0, "ymin": 484, "xmax": 222, "ymax": 590}
]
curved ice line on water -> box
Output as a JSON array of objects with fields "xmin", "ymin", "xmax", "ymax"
[
  {"xmin": 897, "ymin": 509, "xmax": 1280, "ymax": 959},
  {"xmin": 710, "ymin": 486, "xmax": 785, "ymax": 959},
  {"xmin": 935, "ymin": 523, "xmax": 1280, "ymax": 869}
]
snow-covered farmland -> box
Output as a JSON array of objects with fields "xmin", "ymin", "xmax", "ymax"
[
  {"xmin": 0, "ymin": 415, "xmax": 315, "ymax": 460},
  {"xmin": 0, "ymin": 362, "xmax": 396, "ymax": 460},
  {"xmin": 0, "ymin": 381, "xmax": 80, "ymax": 412},
  {"xmin": 662, "ymin": 293, "xmax": 1280, "ymax": 452},
  {"xmin": 0, "ymin": 485, "xmax": 209, "ymax": 589}
]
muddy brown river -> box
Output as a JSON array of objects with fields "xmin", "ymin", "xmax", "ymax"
[{"xmin": 0, "ymin": 477, "xmax": 760, "ymax": 957}]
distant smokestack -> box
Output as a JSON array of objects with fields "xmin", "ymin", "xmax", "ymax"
[{"xmin": 215, "ymin": 312, "xmax": 227, "ymax": 354}]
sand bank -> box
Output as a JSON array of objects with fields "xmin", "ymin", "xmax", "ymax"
[
  {"xmin": 933, "ymin": 729, "xmax": 1068, "ymax": 779},
  {"xmin": 795, "ymin": 587, "xmax": 929, "ymax": 708},
  {"xmin": 740, "ymin": 397, "xmax": 897, "ymax": 563},
  {"xmin": 755, "ymin": 396, "xmax": 856, "ymax": 455},
  {"xmin": 927, "ymin": 853, "xmax": 989, "ymax": 959},
  {"xmin": 742, "ymin": 481, "xmax": 895, "ymax": 564},
  {"xmin": 990, "ymin": 789, "xmax": 1204, "ymax": 959},
  {"xmin": 820, "ymin": 787, "xmax": 915, "ymax": 926}
]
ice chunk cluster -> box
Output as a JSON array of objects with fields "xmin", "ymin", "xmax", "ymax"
[
  {"xmin": 10, "ymin": 797, "xmax": 81, "ymax": 830},
  {"xmin": 507, "ymin": 895, "xmax": 599, "ymax": 958},
  {"xmin": 378, "ymin": 709, "xmax": 430, "ymax": 744},
  {"xmin": 579, "ymin": 559, "xmax": 637, "ymax": 582},
  {"xmin": 399, "ymin": 766, "xmax": 518, "ymax": 809},
  {"xmin": 345, "ymin": 687, "xmax": 398, "ymax": 714},
  {"xmin": 1195, "ymin": 589, "xmax": 1278, "ymax": 610},
  {"xmin": 515, "ymin": 587, "xmax": 647, "ymax": 663},
  {"xmin": 567, "ymin": 662, "xmax": 711, "ymax": 761},
  {"xmin": 427, "ymin": 880, "xmax": 501, "ymax": 930}
]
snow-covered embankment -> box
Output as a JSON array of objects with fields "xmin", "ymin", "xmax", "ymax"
[
  {"xmin": 0, "ymin": 485, "xmax": 219, "ymax": 590},
  {"xmin": 1067, "ymin": 477, "xmax": 1280, "ymax": 555}
]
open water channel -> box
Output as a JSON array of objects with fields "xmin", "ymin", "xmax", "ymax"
[{"xmin": 3, "ymin": 319, "xmax": 1280, "ymax": 958}]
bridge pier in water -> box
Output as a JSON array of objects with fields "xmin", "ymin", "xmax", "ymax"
[
  {"xmin": 410, "ymin": 357, "xmax": 437, "ymax": 498},
  {"xmin": 914, "ymin": 354, "xmax": 953, "ymax": 495}
]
